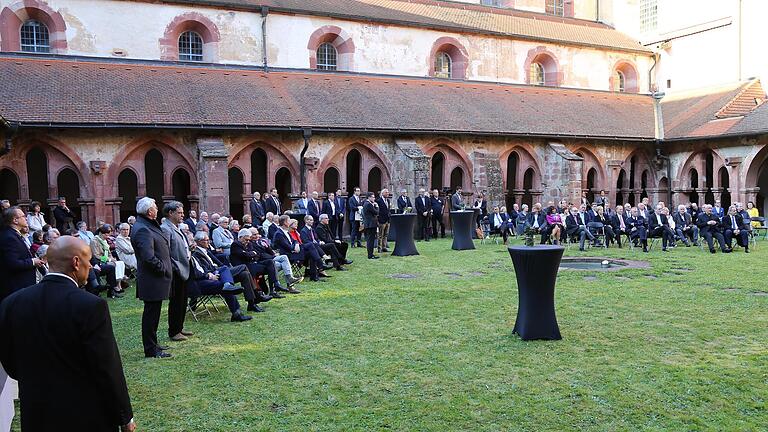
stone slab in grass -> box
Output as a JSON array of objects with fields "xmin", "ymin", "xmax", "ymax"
[
  {"xmin": 722, "ymin": 288, "xmax": 739, "ymax": 292},
  {"xmin": 584, "ymin": 276, "xmax": 597, "ymax": 281},
  {"xmin": 389, "ymin": 274, "xmax": 418, "ymax": 279},
  {"xmin": 752, "ymin": 291, "xmax": 768, "ymax": 296}
]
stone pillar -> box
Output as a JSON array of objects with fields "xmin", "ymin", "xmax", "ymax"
[
  {"xmin": 387, "ymin": 137, "xmax": 430, "ymax": 205},
  {"xmin": 531, "ymin": 189, "xmax": 545, "ymax": 205},
  {"xmin": 543, "ymin": 143, "xmax": 583, "ymax": 204},
  {"xmin": 725, "ymin": 157, "xmax": 743, "ymax": 203},
  {"xmin": 187, "ymin": 195, "xmax": 200, "ymax": 214},
  {"xmin": 512, "ymin": 190, "xmax": 525, "ymax": 206},
  {"xmin": 241, "ymin": 193, "xmax": 251, "ymax": 219},
  {"xmin": 711, "ymin": 187, "xmax": 724, "ymax": 204},
  {"xmin": 196, "ymin": 137, "xmax": 229, "ymax": 214},
  {"xmin": 471, "ymin": 151, "xmax": 502, "ymax": 208},
  {"xmin": 620, "ymin": 190, "xmax": 629, "ymax": 205},
  {"xmin": 645, "ymin": 188, "xmax": 660, "ymax": 205},
  {"xmin": 78, "ymin": 198, "xmax": 95, "ymax": 226},
  {"xmin": 744, "ymin": 187, "xmax": 760, "ymax": 205},
  {"xmin": 104, "ymin": 198, "xmax": 122, "ymax": 225}
]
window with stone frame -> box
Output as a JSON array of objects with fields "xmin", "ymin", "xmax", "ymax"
[
  {"xmin": 178, "ymin": 31, "xmax": 203, "ymax": 62},
  {"xmin": 530, "ymin": 62, "xmax": 545, "ymax": 86},
  {"xmin": 20, "ymin": 20, "xmax": 50, "ymax": 53},
  {"xmin": 316, "ymin": 43, "xmax": 338, "ymax": 71}
]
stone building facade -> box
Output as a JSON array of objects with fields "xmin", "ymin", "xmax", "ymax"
[{"xmin": 1, "ymin": 0, "xmax": 768, "ymax": 226}]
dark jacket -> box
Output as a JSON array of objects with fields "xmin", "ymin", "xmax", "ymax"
[
  {"xmin": 53, "ymin": 205, "xmax": 76, "ymax": 232},
  {"xmin": 131, "ymin": 214, "xmax": 172, "ymax": 301},
  {"xmin": 230, "ymin": 240, "xmax": 257, "ymax": 266},
  {"xmin": 249, "ymin": 199, "xmax": 266, "ymax": 222},
  {"xmin": 316, "ymin": 223, "xmax": 337, "ymax": 243},
  {"xmin": 335, "ymin": 196, "xmax": 346, "ymax": 216},
  {"xmin": 363, "ymin": 200, "xmax": 379, "ymax": 229},
  {"xmin": 397, "ymin": 195, "xmax": 412, "ymax": 213},
  {"xmin": 673, "ymin": 211, "xmax": 693, "ymax": 229},
  {"xmin": 184, "ymin": 217, "xmax": 198, "ymax": 233},
  {"xmin": 648, "ymin": 213, "xmax": 670, "ymax": 229},
  {"xmin": 300, "ymin": 225, "xmax": 319, "ymax": 244},
  {"xmin": 347, "ymin": 195, "xmax": 361, "ymax": 217},
  {"xmin": 376, "ymin": 197, "xmax": 391, "ymax": 224},
  {"xmin": 0, "ymin": 274, "xmax": 133, "ymax": 431},
  {"xmin": 265, "ymin": 196, "xmax": 281, "ymax": 215},
  {"xmin": 322, "ymin": 200, "xmax": 340, "ymax": 218},
  {"xmin": 307, "ymin": 199, "xmax": 322, "ymax": 220},
  {"xmin": 610, "ymin": 213, "xmax": 628, "ymax": 232},
  {"xmin": 415, "ymin": 195, "xmax": 430, "ymax": 216},
  {"xmin": 525, "ymin": 212, "xmax": 547, "ymax": 230},
  {"xmin": 450, "ymin": 192, "xmax": 463, "ymax": 211},
  {"xmin": 430, "ymin": 196, "xmax": 445, "ymax": 217},
  {"xmin": 0, "ymin": 226, "xmax": 37, "ymax": 301},
  {"xmin": 697, "ymin": 212, "xmax": 723, "ymax": 234}
]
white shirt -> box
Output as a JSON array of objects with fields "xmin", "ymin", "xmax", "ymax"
[{"xmin": 46, "ymin": 272, "xmax": 79, "ymax": 288}]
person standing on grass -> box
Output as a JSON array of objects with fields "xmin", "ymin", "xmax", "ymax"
[
  {"xmin": 161, "ymin": 201, "xmax": 193, "ymax": 343},
  {"xmin": 132, "ymin": 197, "xmax": 174, "ymax": 359},
  {"xmin": 0, "ymin": 236, "xmax": 136, "ymax": 431},
  {"xmin": 363, "ymin": 192, "xmax": 380, "ymax": 259},
  {"xmin": 0, "ymin": 206, "xmax": 45, "ymax": 302}
]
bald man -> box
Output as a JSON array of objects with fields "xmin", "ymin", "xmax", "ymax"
[{"xmin": 0, "ymin": 237, "xmax": 135, "ymax": 431}]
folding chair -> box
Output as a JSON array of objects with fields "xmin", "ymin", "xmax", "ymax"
[{"xmin": 751, "ymin": 217, "xmax": 767, "ymax": 240}]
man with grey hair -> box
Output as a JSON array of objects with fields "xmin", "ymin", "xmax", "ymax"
[
  {"xmin": 376, "ymin": 189, "xmax": 391, "ymax": 252},
  {"xmin": 250, "ymin": 191, "xmax": 266, "ymax": 224},
  {"xmin": 673, "ymin": 204, "xmax": 698, "ymax": 247},
  {"xmin": 316, "ymin": 213, "xmax": 351, "ymax": 263},
  {"xmin": 397, "ymin": 189, "xmax": 412, "ymax": 214},
  {"xmin": 209, "ymin": 213, "xmax": 221, "ymax": 232},
  {"xmin": 308, "ymin": 191, "xmax": 322, "ymax": 221},
  {"xmin": 249, "ymin": 227, "xmax": 302, "ymax": 290},
  {"xmin": 131, "ymin": 197, "xmax": 173, "ymax": 358},
  {"xmin": 162, "ymin": 201, "xmax": 193, "ymax": 342},
  {"xmin": 262, "ymin": 212, "xmax": 277, "ymax": 240},
  {"xmin": 212, "ymin": 216, "xmax": 233, "ymax": 257}
]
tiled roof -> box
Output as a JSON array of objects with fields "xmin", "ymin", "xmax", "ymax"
[
  {"xmin": 166, "ymin": 0, "xmax": 651, "ymax": 53},
  {"xmin": 0, "ymin": 55, "xmax": 656, "ymax": 139}
]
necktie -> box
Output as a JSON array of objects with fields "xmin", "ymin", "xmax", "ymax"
[
  {"xmin": 580, "ymin": 214, "xmax": 584, "ymax": 225},
  {"xmin": 311, "ymin": 229, "xmax": 316, "ymax": 242},
  {"xmin": 732, "ymin": 216, "xmax": 736, "ymax": 229},
  {"xmin": 619, "ymin": 215, "xmax": 625, "ymax": 230}
]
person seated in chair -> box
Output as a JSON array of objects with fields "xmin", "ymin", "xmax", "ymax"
[
  {"xmin": 249, "ymin": 228, "xmax": 302, "ymax": 292},
  {"xmin": 315, "ymin": 214, "xmax": 352, "ymax": 264},
  {"xmin": 188, "ymin": 245, "xmax": 253, "ymax": 322},
  {"xmin": 593, "ymin": 206, "xmax": 615, "ymax": 247},
  {"xmin": 673, "ymin": 204, "xmax": 699, "ymax": 247},
  {"xmin": 272, "ymin": 215, "xmax": 325, "ymax": 282},
  {"xmin": 565, "ymin": 206, "xmax": 595, "ymax": 251},
  {"xmin": 231, "ymin": 229, "xmax": 294, "ymax": 294},
  {"xmin": 89, "ymin": 224, "xmax": 123, "ymax": 298},
  {"xmin": 515, "ymin": 204, "xmax": 529, "ymax": 236},
  {"xmin": 723, "ymin": 205, "xmax": 750, "ymax": 253},
  {"xmin": 648, "ymin": 204, "xmax": 676, "ymax": 252},
  {"xmin": 696, "ymin": 204, "xmax": 729, "ymax": 254},
  {"xmin": 626, "ymin": 207, "xmax": 649, "ymax": 252},
  {"xmin": 545, "ymin": 206, "xmax": 564, "ymax": 245},
  {"xmin": 609, "ymin": 204, "xmax": 630, "ymax": 248},
  {"xmin": 290, "ymin": 218, "xmax": 331, "ymax": 280},
  {"xmin": 489, "ymin": 206, "xmax": 509, "ymax": 244},
  {"xmin": 747, "ymin": 201, "xmax": 761, "ymax": 228},
  {"xmin": 301, "ymin": 215, "xmax": 346, "ymax": 271},
  {"xmin": 193, "ymin": 231, "xmax": 272, "ymax": 310},
  {"xmin": 525, "ymin": 203, "xmax": 549, "ymax": 244}
]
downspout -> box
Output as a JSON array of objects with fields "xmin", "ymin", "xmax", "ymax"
[
  {"xmin": 595, "ymin": 0, "xmax": 600, "ymax": 22},
  {"xmin": 648, "ymin": 50, "xmax": 659, "ymax": 93},
  {"xmin": 652, "ymin": 91, "xmax": 672, "ymax": 204},
  {"xmin": 261, "ymin": 6, "xmax": 269, "ymax": 71},
  {"xmin": 738, "ymin": 0, "xmax": 743, "ymax": 81},
  {"xmin": 300, "ymin": 128, "xmax": 311, "ymax": 193}
]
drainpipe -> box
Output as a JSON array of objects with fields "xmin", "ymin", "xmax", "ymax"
[
  {"xmin": 738, "ymin": 0, "xmax": 743, "ymax": 81},
  {"xmin": 595, "ymin": 0, "xmax": 600, "ymax": 22},
  {"xmin": 261, "ymin": 6, "xmax": 269, "ymax": 71},
  {"xmin": 300, "ymin": 128, "xmax": 311, "ymax": 193},
  {"xmin": 0, "ymin": 117, "xmax": 17, "ymax": 157},
  {"xmin": 648, "ymin": 50, "xmax": 660, "ymax": 93},
  {"xmin": 652, "ymin": 91, "xmax": 672, "ymax": 204}
]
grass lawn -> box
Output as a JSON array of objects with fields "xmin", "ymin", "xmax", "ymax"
[{"xmin": 12, "ymin": 238, "xmax": 768, "ymax": 431}]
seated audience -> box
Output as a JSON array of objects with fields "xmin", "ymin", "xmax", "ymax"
[
  {"xmin": 627, "ymin": 207, "xmax": 649, "ymax": 252},
  {"xmin": 301, "ymin": 215, "xmax": 346, "ymax": 271},
  {"xmin": 115, "ymin": 223, "xmax": 138, "ymax": 272},
  {"xmin": 525, "ymin": 203, "xmax": 549, "ymax": 244},
  {"xmin": 565, "ymin": 206, "xmax": 595, "ymax": 251},
  {"xmin": 249, "ymin": 228, "xmax": 302, "ymax": 291},
  {"xmin": 89, "ymin": 224, "xmax": 123, "ymax": 298},
  {"xmin": 594, "ymin": 206, "xmax": 615, "ymax": 246},
  {"xmin": 212, "ymin": 217, "xmax": 234, "ymax": 257},
  {"xmin": 673, "ymin": 204, "xmax": 699, "ymax": 247},
  {"xmin": 648, "ymin": 204, "xmax": 676, "ymax": 251},
  {"xmin": 315, "ymin": 214, "xmax": 352, "ymax": 263},
  {"xmin": 747, "ymin": 201, "xmax": 761, "ymax": 228},
  {"xmin": 545, "ymin": 206, "xmax": 564, "ymax": 245},
  {"xmin": 230, "ymin": 229, "xmax": 291, "ymax": 295},
  {"xmin": 609, "ymin": 204, "xmax": 629, "ymax": 248},
  {"xmin": 26, "ymin": 201, "xmax": 46, "ymax": 233},
  {"xmin": 29, "ymin": 230, "xmax": 44, "ymax": 255},
  {"xmin": 722, "ymin": 205, "xmax": 750, "ymax": 253}
]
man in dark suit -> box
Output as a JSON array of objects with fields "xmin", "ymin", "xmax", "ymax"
[
  {"xmin": 0, "ymin": 206, "xmax": 44, "ymax": 301},
  {"xmin": 249, "ymin": 192, "xmax": 266, "ymax": 225},
  {"xmin": 0, "ymin": 236, "xmax": 135, "ymax": 431},
  {"xmin": 334, "ymin": 189, "xmax": 346, "ymax": 240},
  {"xmin": 430, "ymin": 189, "xmax": 446, "ymax": 238},
  {"xmin": 301, "ymin": 215, "xmax": 345, "ymax": 270},
  {"xmin": 265, "ymin": 188, "xmax": 282, "ymax": 216},
  {"xmin": 249, "ymin": 229, "xmax": 302, "ymax": 292},
  {"xmin": 525, "ymin": 203, "xmax": 549, "ymax": 244},
  {"xmin": 713, "ymin": 199, "xmax": 725, "ymax": 218},
  {"xmin": 473, "ymin": 192, "xmax": 488, "ymax": 228},
  {"xmin": 52, "ymin": 197, "xmax": 76, "ymax": 233},
  {"xmin": 697, "ymin": 204, "xmax": 729, "ymax": 253},
  {"xmin": 397, "ymin": 189, "xmax": 412, "ymax": 214},
  {"xmin": 184, "ymin": 209, "xmax": 198, "ymax": 233},
  {"xmin": 415, "ymin": 188, "xmax": 431, "ymax": 241},
  {"xmin": 230, "ymin": 229, "xmax": 286, "ymax": 294},
  {"xmin": 272, "ymin": 215, "xmax": 323, "ymax": 282},
  {"xmin": 131, "ymin": 197, "xmax": 173, "ymax": 358},
  {"xmin": 347, "ymin": 187, "xmax": 363, "ymax": 247},
  {"xmin": 451, "ymin": 186, "xmax": 464, "ymax": 211},
  {"xmin": 363, "ymin": 192, "xmax": 380, "ymax": 259},
  {"xmin": 626, "ymin": 207, "xmax": 649, "ymax": 252},
  {"xmin": 673, "ymin": 204, "xmax": 699, "ymax": 247},
  {"xmin": 307, "ymin": 191, "xmax": 322, "ymax": 221},
  {"xmin": 323, "ymin": 191, "xmax": 341, "ymax": 237},
  {"xmin": 317, "ymin": 213, "xmax": 351, "ymax": 262},
  {"xmin": 161, "ymin": 201, "xmax": 193, "ymax": 342},
  {"xmin": 376, "ymin": 189, "xmax": 391, "ymax": 252},
  {"xmin": 609, "ymin": 204, "xmax": 629, "ymax": 248},
  {"xmin": 296, "ymin": 191, "xmax": 309, "ymax": 214},
  {"xmin": 648, "ymin": 208, "xmax": 675, "ymax": 251},
  {"xmin": 564, "ymin": 206, "xmax": 595, "ymax": 251},
  {"xmin": 723, "ymin": 205, "xmax": 750, "ymax": 253}
]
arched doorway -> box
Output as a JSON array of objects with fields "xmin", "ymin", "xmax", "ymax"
[
  {"xmin": 368, "ymin": 167, "xmax": 382, "ymax": 194},
  {"xmin": 704, "ymin": 152, "xmax": 715, "ymax": 205},
  {"xmin": 26, "ymin": 148, "xmax": 49, "ymax": 214},
  {"xmin": 616, "ymin": 169, "xmax": 626, "ymax": 205},
  {"xmin": 144, "ymin": 149, "xmax": 164, "ymax": 205},
  {"xmin": 118, "ymin": 169, "xmax": 138, "ymax": 223},
  {"xmin": 0, "ymin": 169, "xmax": 19, "ymax": 205},
  {"xmin": 228, "ymin": 167, "xmax": 244, "ymax": 221},
  {"xmin": 450, "ymin": 167, "xmax": 463, "ymax": 190},
  {"xmin": 57, "ymin": 168, "xmax": 81, "ymax": 223},
  {"xmin": 172, "ymin": 168, "xmax": 191, "ymax": 213},
  {"xmin": 346, "ymin": 149, "xmax": 361, "ymax": 191},
  {"xmin": 690, "ymin": 169, "xmax": 700, "ymax": 205},
  {"xmin": 324, "ymin": 167, "xmax": 340, "ymax": 193},
  {"xmin": 522, "ymin": 168, "xmax": 534, "ymax": 207},
  {"xmin": 640, "ymin": 170, "xmax": 649, "ymax": 201},
  {"xmin": 586, "ymin": 168, "xmax": 597, "ymax": 204},
  {"xmin": 431, "ymin": 152, "xmax": 445, "ymax": 191},
  {"xmin": 275, "ymin": 167, "xmax": 292, "ymax": 211},
  {"xmin": 506, "ymin": 152, "xmax": 518, "ymax": 209},
  {"xmin": 719, "ymin": 167, "xmax": 731, "ymax": 209},
  {"xmin": 251, "ymin": 148, "xmax": 268, "ymax": 194}
]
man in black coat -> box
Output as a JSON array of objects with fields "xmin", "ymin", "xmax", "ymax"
[
  {"xmin": 430, "ymin": 189, "xmax": 446, "ymax": 238},
  {"xmin": 375, "ymin": 189, "xmax": 391, "ymax": 253},
  {"xmin": 249, "ymin": 192, "xmax": 266, "ymax": 224},
  {"xmin": 415, "ymin": 188, "xmax": 431, "ymax": 241},
  {"xmin": 307, "ymin": 191, "xmax": 323, "ymax": 221},
  {"xmin": 131, "ymin": 197, "xmax": 173, "ymax": 358},
  {"xmin": 347, "ymin": 187, "xmax": 363, "ymax": 247},
  {"xmin": 316, "ymin": 213, "xmax": 351, "ymax": 262},
  {"xmin": 626, "ymin": 207, "xmax": 649, "ymax": 252},
  {"xmin": 301, "ymin": 215, "xmax": 345, "ymax": 270},
  {"xmin": 609, "ymin": 204, "xmax": 630, "ymax": 248},
  {"xmin": 363, "ymin": 192, "xmax": 380, "ymax": 259},
  {"xmin": 564, "ymin": 206, "xmax": 595, "ymax": 252},
  {"xmin": 230, "ymin": 229, "xmax": 285, "ymax": 295},
  {"xmin": 673, "ymin": 204, "xmax": 699, "ymax": 247},
  {"xmin": 322, "ymin": 191, "xmax": 341, "ymax": 238},
  {"xmin": 334, "ymin": 189, "xmax": 346, "ymax": 241},
  {"xmin": 397, "ymin": 189, "xmax": 412, "ymax": 214},
  {"xmin": 0, "ymin": 206, "xmax": 45, "ymax": 301},
  {"xmin": 264, "ymin": 188, "xmax": 282, "ymax": 216},
  {"xmin": 52, "ymin": 197, "xmax": 77, "ymax": 233},
  {"xmin": 722, "ymin": 205, "xmax": 750, "ymax": 253},
  {"xmin": 697, "ymin": 204, "xmax": 729, "ymax": 254},
  {"xmin": 648, "ymin": 210, "xmax": 675, "ymax": 251},
  {"xmin": 0, "ymin": 236, "xmax": 135, "ymax": 431}
]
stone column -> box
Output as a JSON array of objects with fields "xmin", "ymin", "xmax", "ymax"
[
  {"xmin": 196, "ymin": 137, "xmax": 229, "ymax": 214},
  {"xmin": 104, "ymin": 198, "xmax": 122, "ymax": 225},
  {"xmin": 512, "ymin": 190, "xmax": 525, "ymax": 206},
  {"xmin": 78, "ymin": 198, "xmax": 95, "ymax": 226},
  {"xmin": 711, "ymin": 188, "xmax": 724, "ymax": 204},
  {"xmin": 187, "ymin": 195, "xmax": 200, "ymax": 214},
  {"xmin": 726, "ymin": 157, "xmax": 743, "ymax": 203},
  {"xmin": 241, "ymin": 193, "xmax": 251, "ymax": 219},
  {"xmin": 744, "ymin": 187, "xmax": 760, "ymax": 205},
  {"xmin": 531, "ymin": 189, "xmax": 545, "ymax": 205}
]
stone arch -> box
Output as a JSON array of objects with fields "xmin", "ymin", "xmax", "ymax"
[
  {"xmin": 229, "ymin": 139, "xmax": 300, "ymax": 194},
  {"xmin": 423, "ymin": 139, "xmax": 473, "ymax": 189},
  {"xmin": 318, "ymin": 139, "xmax": 391, "ymax": 193},
  {"xmin": 159, "ymin": 12, "xmax": 220, "ymax": 62},
  {"xmin": 610, "ymin": 60, "xmax": 640, "ymax": 93},
  {"xmin": 624, "ymin": 148, "xmax": 657, "ymax": 189},
  {"xmin": 573, "ymin": 147, "xmax": 606, "ymax": 192},
  {"xmin": 428, "ymin": 36, "xmax": 469, "ymax": 79},
  {"xmin": 499, "ymin": 145, "xmax": 541, "ymax": 191},
  {"xmin": 677, "ymin": 149, "xmax": 727, "ymax": 191},
  {"xmin": 0, "ymin": 168, "xmax": 20, "ymax": 204},
  {"xmin": 323, "ymin": 166, "xmax": 340, "ymax": 193},
  {"xmin": 0, "ymin": 0, "xmax": 67, "ymax": 53},
  {"xmin": 307, "ymin": 25, "xmax": 355, "ymax": 71},
  {"xmin": 524, "ymin": 46, "xmax": 562, "ymax": 86},
  {"xmin": 745, "ymin": 143, "xmax": 768, "ymax": 215},
  {"xmin": 117, "ymin": 167, "xmax": 139, "ymax": 222},
  {"xmin": 228, "ymin": 166, "xmax": 245, "ymax": 221}
]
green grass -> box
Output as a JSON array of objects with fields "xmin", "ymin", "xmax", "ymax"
[{"xmin": 12, "ymin": 238, "xmax": 768, "ymax": 431}]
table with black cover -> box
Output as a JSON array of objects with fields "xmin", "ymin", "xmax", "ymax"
[
  {"xmin": 390, "ymin": 214, "xmax": 419, "ymax": 256},
  {"xmin": 450, "ymin": 210, "xmax": 476, "ymax": 250},
  {"xmin": 507, "ymin": 245, "xmax": 565, "ymax": 340}
]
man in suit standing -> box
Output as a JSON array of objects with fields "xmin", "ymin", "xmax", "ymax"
[
  {"xmin": 131, "ymin": 197, "xmax": 173, "ymax": 358},
  {"xmin": 697, "ymin": 204, "xmax": 729, "ymax": 253},
  {"xmin": 249, "ymin": 192, "xmax": 266, "ymax": 225},
  {"xmin": 0, "ymin": 236, "xmax": 135, "ymax": 431},
  {"xmin": 376, "ymin": 189, "xmax": 391, "ymax": 253},
  {"xmin": 335, "ymin": 189, "xmax": 346, "ymax": 241},
  {"xmin": 430, "ymin": 189, "xmax": 446, "ymax": 238},
  {"xmin": 322, "ymin": 191, "xmax": 340, "ymax": 237},
  {"xmin": 53, "ymin": 197, "xmax": 77, "ymax": 233},
  {"xmin": 0, "ymin": 206, "xmax": 45, "ymax": 301},
  {"xmin": 265, "ymin": 188, "xmax": 282, "ymax": 216},
  {"xmin": 348, "ymin": 187, "xmax": 363, "ymax": 248},
  {"xmin": 184, "ymin": 209, "xmax": 198, "ymax": 233},
  {"xmin": 415, "ymin": 188, "xmax": 431, "ymax": 241},
  {"xmin": 713, "ymin": 199, "xmax": 725, "ymax": 218},
  {"xmin": 673, "ymin": 204, "xmax": 699, "ymax": 247},
  {"xmin": 296, "ymin": 191, "xmax": 309, "ymax": 214},
  {"xmin": 723, "ymin": 205, "xmax": 750, "ymax": 253},
  {"xmin": 307, "ymin": 191, "xmax": 322, "ymax": 221},
  {"xmin": 363, "ymin": 192, "xmax": 380, "ymax": 259},
  {"xmin": 161, "ymin": 201, "xmax": 193, "ymax": 343},
  {"xmin": 451, "ymin": 186, "xmax": 464, "ymax": 211},
  {"xmin": 397, "ymin": 189, "xmax": 412, "ymax": 214}
]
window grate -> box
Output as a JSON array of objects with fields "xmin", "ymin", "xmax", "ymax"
[
  {"xmin": 20, "ymin": 20, "xmax": 50, "ymax": 53},
  {"xmin": 546, "ymin": 0, "xmax": 565, "ymax": 17},
  {"xmin": 640, "ymin": 0, "xmax": 658, "ymax": 33},
  {"xmin": 316, "ymin": 43, "xmax": 337, "ymax": 71},
  {"xmin": 179, "ymin": 31, "xmax": 203, "ymax": 62},
  {"xmin": 434, "ymin": 52, "xmax": 452, "ymax": 79}
]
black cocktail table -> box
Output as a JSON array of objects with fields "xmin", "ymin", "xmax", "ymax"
[
  {"xmin": 390, "ymin": 214, "xmax": 418, "ymax": 256},
  {"xmin": 508, "ymin": 245, "xmax": 565, "ymax": 340},
  {"xmin": 450, "ymin": 210, "xmax": 476, "ymax": 250}
]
